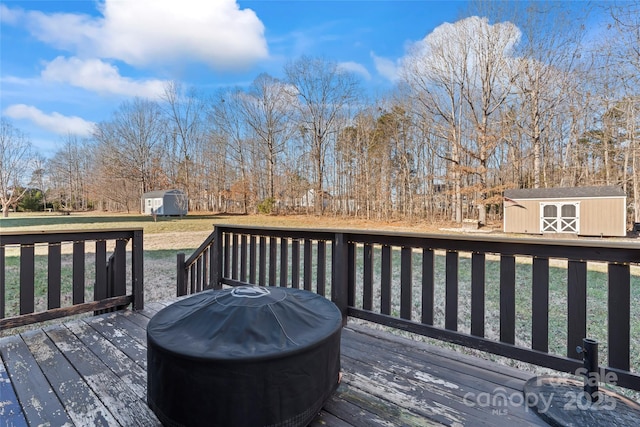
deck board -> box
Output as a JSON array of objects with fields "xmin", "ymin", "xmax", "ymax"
[
  {"xmin": 0, "ymin": 338, "xmax": 29, "ymax": 427},
  {"xmin": 0, "ymin": 334, "xmax": 73, "ymax": 426},
  {"xmin": 0, "ymin": 301, "xmax": 550, "ymax": 427}
]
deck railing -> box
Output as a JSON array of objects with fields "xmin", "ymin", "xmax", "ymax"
[
  {"xmin": 178, "ymin": 225, "xmax": 640, "ymax": 392},
  {"xmin": 0, "ymin": 229, "xmax": 144, "ymax": 330}
]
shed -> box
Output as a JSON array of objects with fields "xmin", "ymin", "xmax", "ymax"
[
  {"xmin": 142, "ymin": 190, "xmax": 187, "ymax": 216},
  {"xmin": 503, "ymin": 186, "xmax": 626, "ymax": 237}
]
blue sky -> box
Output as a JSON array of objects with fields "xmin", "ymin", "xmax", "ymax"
[{"xmin": 0, "ymin": 0, "xmax": 471, "ymax": 156}]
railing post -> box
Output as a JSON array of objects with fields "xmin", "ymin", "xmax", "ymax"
[
  {"xmin": 210, "ymin": 227, "xmax": 223, "ymax": 290},
  {"xmin": 176, "ymin": 252, "xmax": 187, "ymax": 296},
  {"xmin": 332, "ymin": 233, "xmax": 348, "ymax": 326},
  {"xmin": 132, "ymin": 229, "xmax": 144, "ymax": 310}
]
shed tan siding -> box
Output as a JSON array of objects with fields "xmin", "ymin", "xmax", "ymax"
[
  {"xmin": 579, "ymin": 197, "xmax": 626, "ymax": 236},
  {"xmin": 503, "ymin": 200, "xmax": 541, "ymax": 234},
  {"xmin": 504, "ymin": 197, "xmax": 626, "ymax": 237}
]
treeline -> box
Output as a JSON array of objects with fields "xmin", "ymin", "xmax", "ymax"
[{"xmin": 5, "ymin": 2, "xmax": 640, "ymax": 224}]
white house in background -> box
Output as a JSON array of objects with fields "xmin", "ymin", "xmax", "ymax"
[
  {"xmin": 142, "ymin": 189, "xmax": 188, "ymax": 216},
  {"xmin": 299, "ymin": 189, "xmax": 331, "ymax": 209}
]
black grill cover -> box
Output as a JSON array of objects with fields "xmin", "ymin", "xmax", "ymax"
[{"xmin": 147, "ymin": 286, "xmax": 342, "ymax": 427}]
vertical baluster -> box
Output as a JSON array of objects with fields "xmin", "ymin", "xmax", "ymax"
[
  {"xmin": 223, "ymin": 233, "xmax": 230, "ymax": 279},
  {"xmin": 445, "ymin": 251, "xmax": 458, "ymax": 331},
  {"xmin": 291, "ymin": 239, "xmax": 300, "ymax": 289},
  {"xmin": 190, "ymin": 264, "xmax": 196, "ymax": 294},
  {"xmin": 249, "ymin": 235, "xmax": 257, "ymax": 284},
  {"xmin": 363, "ymin": 243, "xmax": 373, "ymax": 311},
  {"xmin": 567, "ymin": 260, "xmax": 587, "ymax": 359},
  {"xmin": 240, "ymin": 235, "xmax": 247, "ymax": 282},
  {"xmin": 211, "ymin": 227, "xmax": 223, "ymax": 290},
  {"xmin": 421, "ymin": 248, "xmax": 434, "ymax": 325},
  {"xmin": 208, "ymin": 246, "xmax": 215, "ymax": 289},
  {"xmin": 332, "ymin": 233, "xmax": 349, "ymax": 325},
  {"xmin": 259, "ymin": 236, "xmax": 266, "ymax": 286},
  {"xmin": 470, "ymin": 252, "xmax": 485, "ymax": 337},
  {"xmin": 73, "ymin": 241, "xmax": 86, "ymax": 304},
  {"xmin": 380, "ymin": 245, "xmax": 391, "ymax": 315},
  {"xmin": 500, "ymin": 254, "xmax": 516, "ymax": 344},
  {"xmin": 531, "ymin": 257, "xmax": 549, "ymax": 352},
  {"xmin": 608, "ymin": 262, "xmax": 630, "ymax": 370},
  {"xmin": 347, "ymin": 240, "xmax": 355, "ymax": 309},
  {"xmin": 269, "ymin": 237, "xmax": 277, "ymax": 286},
  {"xmin": 304, "ymin": 239, "xmax": 312, "ymax": 291},
  {"xmin": 280, "ymin": 238, "xmax": 288, "ymax": 287},
  {"xmin": 400, "ymin": 247, "xmax": 412, "ymax": 320},
  {"xmin": 113, "ymin": 239, "xmax": 126, "ymax": 297},
  {"xmin": 20, "ymin": 244, "xmax": 35, "ymax": 315},
  {"xmin": 196, "ymin": 257, "xmax": 202, "ymax": 292},
  {"xmin": 49, "ymin": 242, "xmax": 63, "ymax": 309},
  {"xmin": 202, "ymin": 248, "xmax": 209, "ymax": 290},
  {"xmin": 317, "ymin": 240, "xmax": 326, "ymax": 296},
  {"xmin": 232, "ymin": 234, "xmax": 238, "ymax": 280},
  {"xmin": 94, "ymin": 241, "xmax": 106, "ymax": 305}
]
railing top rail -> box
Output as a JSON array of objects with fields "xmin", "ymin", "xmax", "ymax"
[
  {"xmin": 214, "ymin": 224, "xmax": 640, "ymax": 263},
  {"xmin": 213, "ymin": 224, "xmax": 336, "ymax": 240},
  {"xmin": 0, "ymin": 228, "xmax": 143, "ymax": 245},
  {"xmin": 184, "ymin": 232, "xmax": 216, "ymax": 268}
]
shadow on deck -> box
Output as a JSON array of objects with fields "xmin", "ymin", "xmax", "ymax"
[{"xmin": 0, "ymin": 300, "xmax": 548, "ymax": 427}]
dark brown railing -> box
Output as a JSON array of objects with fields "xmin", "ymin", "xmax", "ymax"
[
  {"xmin": 178, "ymin": 225, "xmax": 640, "ymax": 392},
  {"xmin": 0, "ymin": 229, "xmax": 144, "ymax": 330}
]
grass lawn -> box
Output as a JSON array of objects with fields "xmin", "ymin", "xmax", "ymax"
[{"xmin": 0, "ymin": 210, "xmax": 490, "ymax": 236}]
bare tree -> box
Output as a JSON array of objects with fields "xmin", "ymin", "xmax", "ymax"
[
  {"xmin": 0, "ymin": 119, "xmax": 33, "ymax": 217},
  {"xmin": 30, "ymin": 153, "xmax": 48, "ymax": 211},
  {"xmin": 607, "ymin": 1, "xmax": 640, "ymax": 222},
  {"xmin": 285, "ymin": 56, "xmax": 360, "ymax": 214},
  {"xmin": 460, "ymin": 16, "xmax": 520, "ymax": 224},
  {"xmin": 491, "ymin": 1, "xmax": 588, "ymax": 189},
  {"xmin": 48, "ymin": 135, "xmax": 93, "ymax": 211},
  {"xmin": 401, "ymin": 20, "xmax": 472, "ymax": 223},
  {"xmin": 93, "ymin": 98, "xmax": 166, "ymax": 211},
  {"xmin": 210, "ymin": 89, "xmax": 254, "ymax": 213},
  {"xmin": 162, "ymin": 81, "xmax": 206, "ymax": 208},
  {"xmin": 241, "ymin": 73, "xmax": 296, "ymax": 205}
]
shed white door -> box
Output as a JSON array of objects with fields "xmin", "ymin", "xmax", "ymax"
[
  {"xmin": 540, "ymin": 202, "xmax": 579, "ymax": 233},
  {"xmin": 153, "ymin": 198, "xmax": 163, "ymax": 215}
]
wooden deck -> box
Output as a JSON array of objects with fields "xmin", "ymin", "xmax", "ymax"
[{"xmin": 0, "ymin": 300, "xmax": 549, "ymax": 427}]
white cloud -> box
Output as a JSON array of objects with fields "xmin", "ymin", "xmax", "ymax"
[
  {"xmin": 338, "ymin": 61, "xmax": 371, "ymax": 80},
  {"xmin": 42, "ymin": 57, "xmax": 167, "ymax": 98},
  {"xmin": 371, "ymin": 53, "xmax": 399, "ymax": 82},
  {"xmin": 399, "ymin": 17, "xmax": 521, "ymax": 83},
  {"xmin": 3, "ymin": 104, "xmax": 95, "ymax": 136},
  {"xmin": 20, "ymin": 0, "xmax": 268, "ymax": 70},
  {"xmin": 0, "ymin": 4, "xmax": 21, "ymax": 24}
]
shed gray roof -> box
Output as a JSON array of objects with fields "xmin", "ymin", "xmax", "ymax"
[
  {"xmin": 504, "ymin": 186, "xmax": 625, "ymax": 200},
  {"xmin": 143, "ymin": 189, "xmax": 184, "ymax": 198}
]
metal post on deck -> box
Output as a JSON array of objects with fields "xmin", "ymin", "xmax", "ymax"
[
  {"xmin": 525, "ymin": 336, "xmax": 640, "ymax": 425},
  {"xmin": 576, "ymin": 338, "xmax": 599, "ymax": 402}
]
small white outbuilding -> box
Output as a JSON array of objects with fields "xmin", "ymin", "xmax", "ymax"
[{"xmin": 142, "ymin": 189, "xmax": 188, "ymax": 216}]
